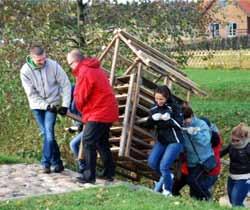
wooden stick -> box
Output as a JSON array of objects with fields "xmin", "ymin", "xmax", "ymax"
[
  {"xmin": 186, "ymin": 90, "xmax": 191, "ymax": 102},
  {"xmin": 98, "ymin": 34, "xmax": 118, "ymax": 62},
  {"xmin": 119, "ymin": 73, "xmax": 135, "ymax": 157},
  {"xmin": 125, "ymin": 62, "xmax": 142, "ymax": 157},
  {"xmin": 66, "ymin": 111, "xmax": 82, "ymax": 122},
  {"xmin": 120, "ymin": 30, "xmax": 179, "ymax": 67},
  {"xmin": 132, "ymin": 136, "xmax": 152, "ymax": 148},
  {"xmin": 119, "ymin": 34, "xmax": 204, "ymax": 95},
  {"xmin": 164, "ymin": 77, "xmax": 173, "ymax": 90},
  {"xmin": 110, "ymin": 37, "xmax": 120, "ymax": 86},
  {"xmin": 123, "ymin": 57, "xmax": 140, "ymax": 75}
]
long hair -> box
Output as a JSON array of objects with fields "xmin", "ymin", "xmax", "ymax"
[{"xmin": 154, "ymin": 85, "xmax": 172, "ymax": 103}]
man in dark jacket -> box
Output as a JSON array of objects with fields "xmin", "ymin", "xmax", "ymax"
[{"xmin": 67, "ymin": 49, "xmax": 119, "ymax": 183}]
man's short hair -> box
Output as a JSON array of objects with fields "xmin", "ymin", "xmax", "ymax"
[
  {"xmin": 70, "ymin": 49, "xmax": 84, "ymax": 61},
  {"xmin": 30, "ymin": 45, "xmax": 45, "ymax": 56}
]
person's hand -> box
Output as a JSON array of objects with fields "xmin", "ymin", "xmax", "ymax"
[
  {"xmin": 187, "ymin": 127, "xmax": 200, "ymax": 135},
  {"xmin": 58, "ymin": 106, "xmax": 68, "ymax": 116},
  {"xmin": 47, "ymin": 104, "xmax": 57, "ymax": 113},
  {"xmin": 161, "ymin": 112, "xmax": 171, "ymax": 121},
  {"xmin": 152, "ymin": 113, "xmax": 162, "ymax": 121}
]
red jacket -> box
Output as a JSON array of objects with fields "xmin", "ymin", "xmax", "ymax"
[{"xmin": 72, "ymin": 58, "xmax": 119, "ymax": 123}]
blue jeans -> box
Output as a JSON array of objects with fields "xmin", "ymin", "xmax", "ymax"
[
  {"xmin": 32, "ymin": 109, "xmax": 62, "ymax": 168},
  {"xmin": 227, "ymin": 177, "xmax": 250, "ymax": 206},
  {"xmin": 69, "ymin": 131, "xmax": 86, "ymax": 171},
  {"xmin": 70, "ymin": 131, "xmax": 83, "ymax": 157},
  {"xmin": 148, "ymin": 142, "xmax": 183, "ymax": 192}
]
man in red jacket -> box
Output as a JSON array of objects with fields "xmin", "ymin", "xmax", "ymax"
[{"xmin": 67, "ymin": 49, "xmax": 119, "ymax": 184}]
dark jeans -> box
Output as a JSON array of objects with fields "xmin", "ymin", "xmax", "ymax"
[
  {"xmin": 32, "ymin": 109, "xmax": 62, "ymax": 168},
  {"xmin": 227, "ymin": 177, "xmax": 249, "ymax": 207},
  {"xmin": 81, "ymin": 122, "xmax": 115, "ymax": 181},
  {"xmin": 172, "ymin": 173, "xmax": 188, "ymax": 196},
  {"xmin": 188, "ymin": 165, "xmax": 218, "ymax": 200}
]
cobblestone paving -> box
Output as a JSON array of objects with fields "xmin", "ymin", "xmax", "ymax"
[{"xmin": 0, "ymin": 164, "xmax": 116, "ymax": 201}]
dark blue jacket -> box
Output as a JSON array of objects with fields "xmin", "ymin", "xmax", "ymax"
[{"xmin": 147, "ymin": 101, "xmax": 184, "ymax": 145}]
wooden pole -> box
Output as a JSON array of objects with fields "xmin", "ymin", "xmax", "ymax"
[
  {"xmin": 125, "ymin": 62, "xmax": 142, "ymax": 157},
  {"xmin": 164, "ymin": 77, "xmax": 173, "ymax": 90},
  {"xmin": 186, "ymin": 90, "xmax": 191, "ymax": 102},
  {"xmin": 123, "ymin": 58, "xmax": 140, "ymax": 75},
  {"xmin": 119, "ymin": 73, "xmax": 135, "ymax": 157},
  {"xmin": 98, "ymin": 35, "xmax": 118, "ymax": 62},
  {"xmin": 110, "ymin": 37, "xmax": 120, "ymax": 86},
  {"xmin": 66, "ymin": 111, "xmax": 82, "ymax": 122}
]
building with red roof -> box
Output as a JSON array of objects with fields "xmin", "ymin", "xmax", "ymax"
[{"xmin": 204, "ymin": 0, "xmax": 250, "ymax": 38}]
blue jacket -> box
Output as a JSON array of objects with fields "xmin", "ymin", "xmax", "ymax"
[{"xmin": 183, "ymin": 117, "xmax": 214, "ymax": 167}]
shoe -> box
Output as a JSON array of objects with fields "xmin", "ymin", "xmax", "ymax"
[
  {"xmin": 76, "ymin": 176, "xmax": 96, "ymax": 184},
  {"xmin": 42, "ymin": 166, "xmax": 51, "ymax": 174},
  {"xmin": 97, "ymin": 174, "xmax": 114, "ymax": 182},
  {"xmin": 162, "ymin": 185, "xmax": 172, "ymax": 197},
  {"xmin": 162, "ymin": 189, "xmax": 172, "ymax": 197},
  {"xmin": 52, "ymin": 165, "xmax": 64, "ymax": 173}
]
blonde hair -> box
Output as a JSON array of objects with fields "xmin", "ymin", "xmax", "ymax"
[{"xmin": 231, "ymin": 123, "xmax": 250, "ymax": 139}]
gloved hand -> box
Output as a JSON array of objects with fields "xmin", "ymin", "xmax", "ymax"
[
  {"xmin": 47, "ymin": 104, "xmax": 57, "ymax": 113},
  {"xmin": 187, "ymin": 127, "xmax": 200, "ymax": 135},
  {"xmin": 152, "ymin": 113, "xmax": 162, "ymax": 121},
  {"xmin": 58, "ymin": 106, "xmax": 68, "ymax": 116},
  {"xmin": 161, "ymin": 112, "xmax": 171, "ymax": 121}
]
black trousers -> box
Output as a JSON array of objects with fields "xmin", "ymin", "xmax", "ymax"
[
  {"xmin": 187, "ymin": 165, "xmax": 211, "ymax": 200},
  {"xmin": 81, "ymin": 122, "xmax": 115, "ymax": 181}
]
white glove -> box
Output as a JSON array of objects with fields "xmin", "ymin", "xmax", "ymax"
[
  {"xmin": 152, "ymin": 113, "xmax": 162, "ymax": 121},
  {"xmin": 187, "ymin": 127, "xmax": 200, "ymax": 135},
  {"xmin": 161, "ymin": 112, "xmax": 171, "ymax": 121}
]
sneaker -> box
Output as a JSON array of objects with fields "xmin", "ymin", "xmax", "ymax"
[
  {"xmin": 52, "ymin": 165, "xmax": 64, "ymax": 173},
  {"xmin": 162, "ymin": 184, "xmax": 172, "ymax": 197},
  {"xmin": 162, "ymin": 189, "xmax": 172, "ymax": 197},
  {"xmin": 76, "ymin": 176, "xmax": 96, "ymax": 184}
]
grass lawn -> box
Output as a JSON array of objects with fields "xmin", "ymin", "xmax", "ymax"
[
  {"xmin": 183, "ymin": 69, "xmax": 250, "ymax": 142},
  {"xmin": 0, "ymin": 154, "xmax": 25, "ymax": 164},
  {"xmin": 0, "ymin": 184, "xmax": 243, "ymax": 210}
]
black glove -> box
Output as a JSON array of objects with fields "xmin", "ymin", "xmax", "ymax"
[
  {"xmin": 58, "ymin": 106, "xmax": 68, "ymax": 116},
  {"xmin": 47, "ymin": 104, "xmax": 57, "ymax": 113}
]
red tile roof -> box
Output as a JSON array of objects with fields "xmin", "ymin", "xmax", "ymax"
[{"xmin": 238, "ymin": 0, "xmax": 250, "ymax": 15}]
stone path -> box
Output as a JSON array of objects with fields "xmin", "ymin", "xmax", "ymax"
[
  {"xmin": 1, "ymin": 164, "xmax": 249, "ymax": 207},
  {"xmin": 0, "ymin": 164, "xmax": 117, "ymax": 201}
]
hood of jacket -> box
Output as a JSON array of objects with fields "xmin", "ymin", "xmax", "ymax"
[
  {"xmin": 72, "ymin": 58, "xmax": 100, "ymax": 77},
  {"xmin": 26, "ymin": 56, "xmax": 45, "ymax": 70}
]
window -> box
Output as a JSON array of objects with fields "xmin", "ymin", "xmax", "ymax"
[
  {"xmin": 228, "ymin": 22, "xmax": 237, "ymax": 37},
  {"xmin": 210, "ymin": 23, "xmax": 220, "ymax": 37}
]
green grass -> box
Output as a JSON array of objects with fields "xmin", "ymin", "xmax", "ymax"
[
  {"xmin": 184, "ymin": 69, "xmax": 250, "ymax": 101},
  {"xmin": 182, "ymin": 69, "xmax": 250, "ymax": 142},
  {"xmin": 0, "ymin": 184, "xmax": 243, "ymax": 210},
  {"xmin": 0, "ymin": 153, "xmax": 24, "ymax": 164}
]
